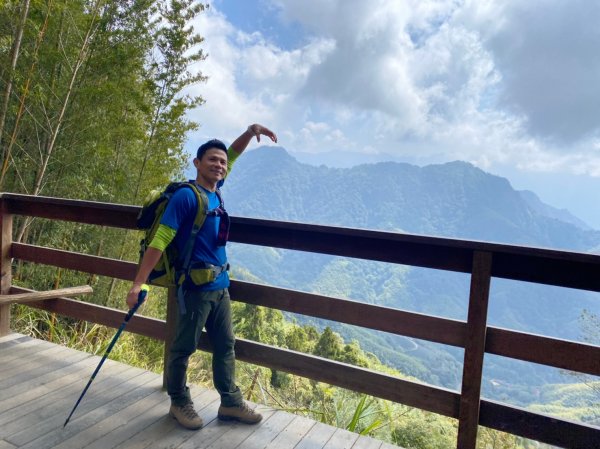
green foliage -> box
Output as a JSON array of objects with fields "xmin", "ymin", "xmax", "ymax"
[
  {"xmin": 391, "ymin": 413, "xmax": 455, "ymax": 449},
  {"xmin": 313, "ymin": 326, "xmax": 342, "ymax": 359},
  {"xmin": 0, "ymin": 0, "xmax": 206, "ymax": 207}
]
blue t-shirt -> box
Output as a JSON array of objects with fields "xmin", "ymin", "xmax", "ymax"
[{"xmin": 160, "ymin": 183, "xmax": 229, "ymax": 291}]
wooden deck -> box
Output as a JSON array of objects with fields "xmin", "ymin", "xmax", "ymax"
[{"xmin": 0, "ymin": 333, "xmax": 400, "ymax": 449}]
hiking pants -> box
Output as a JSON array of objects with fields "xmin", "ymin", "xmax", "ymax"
[{"xmin": 167, "ymin": 288, "xmax": 243, "ymax": 407}]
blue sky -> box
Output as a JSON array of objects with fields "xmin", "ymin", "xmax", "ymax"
[{"xmin": 185, "ymin": 0, "xmax": 600, "ymax": 229}]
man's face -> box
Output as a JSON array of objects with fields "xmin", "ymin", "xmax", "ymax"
[{"xmin": 194, "ymin": 148, "xmax": 228, "ymax": 184}]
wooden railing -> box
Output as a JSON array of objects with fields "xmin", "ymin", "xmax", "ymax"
[{"xmin": 0, "ymin": 192, "xmax": 599, "ymax": 449}]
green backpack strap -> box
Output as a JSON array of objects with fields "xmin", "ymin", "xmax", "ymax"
[
  {"xmin": 174, "ymin": 182, "xmax": 209, "ymax": 314},
  {"xmin": 177, "ymin": 182, "xmax": 208, "ymax": 272}
]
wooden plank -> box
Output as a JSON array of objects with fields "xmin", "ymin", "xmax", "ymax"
[
  {"xmin": 323, "ymin": 428, "xmax": 359, "ymax": 449},
  {"xmin": 0, "ymin": 345, "xmax": 77, "ymax": 389},
  {"xmin": 230, "ymin": 217, "xmax": 474, "ymax": 274},
  {"xmin": 0, "ymin": 334, "xmax": 30, "ymax": 347},
  {"xmin": 295, "ymin": 421, "xmax": 338, "ymax": 449},
  {"xmin": 169, "ymin": 409, "xmax": 236, "ymax": 449},
  {"xmin": 144, "ymin": 392, "xmax": 222, "ymax": 449},
  {"xmin": 0, "ymin": 337, "xmax": 56, "ymax": 367},
  {"xmin": 0, "ymin": 360, "xmax": 144, "ymax": 439},
  {"xmin": 479, "ymin": 399, "xmax": 600, "ymax": 449},
  {"xmin": 264, "ymin": 414, "xmax": 317, "ymax": 449},
  {"xmin": 230, "ymin": 216, "xmax": 600, "ymax": 292},
  {"xmin": 11, "ymin": 243, "xmax": 137, "ymax": 281},
  {"xmin": 0, "ymin": 362, "xmax": 138, "ymax": 435},
  {"xmin": 229, "ymin": 336, "xmax": 461, "ymax": 418},
  {"xmin": 351, "ymin": 436, "xmax": 383, "ymax": 449},
  {"xmin": 0, "ymin": 206, "xmax": 12, "ymax": 336},
  {"xmin": 9, "ymin": 246, "xmax": 469, "ymax": 350},
  {"xmin": 457, "ymin": 251, "xmax": 492, "ymax": 449},
  {"xmin": 0, "ymin": 355, "xmax": 111, "ymax": 413},
  {"xmin": 486, "ymin": 326, "xmax": 600, "ymax": 376},
  {"xmin": 214, "ymin": 410, "xmax": 294, "ymax": 449},
  {"xmin": 201, "ymin": 407, "xmax": 278, "ymax": 449},
  {"xmin": 491, "ymin": 248, "xmax": 600, "ymax": 293},
  {"xmin": 0, "ymin": 342, "xmax": 75, "ymax": 379},
  {"xmin": 14, "ymin": 373, "xmax": 162, "ymax": 448},
  {"xmin": 1, "ymin": 193, "xmax": 139, "ymax": 229},
  {"xmin": 76, "ymin": 386, "xmax": 171, "ymax": 449},
  {"xmin": 0, "ymin": 439, "xmax": 16, "ymax": 449},
  {"xmin": 0, "ymin": 285, "xmax": 93, "ymax": 304},
  {"xmin": 0, "ymin": 332, "xmax": 22, "ymax": 344},
  {"xmin": 10, "ymin": 288, "xmax": 166, "ymax": 341},
  {"xmin": 230, "ymin": 281, "xmax": 467, "ymax": 348},
  {"xmin": 111, "ymin": 387, "xmax": 219, "ymax": 449}
]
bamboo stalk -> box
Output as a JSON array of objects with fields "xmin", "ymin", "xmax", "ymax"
[{"xmin": 0, "ymin": 285, "xmax": 93, "ymax": 305}]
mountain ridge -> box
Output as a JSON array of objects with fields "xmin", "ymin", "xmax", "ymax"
[
  {"xmin": 224, "ymin": 146, "xmax": 600, "ymax": 252},
  {"xmin": 220, "ymin": 146, "xmax": 600, "ymax": 397}
]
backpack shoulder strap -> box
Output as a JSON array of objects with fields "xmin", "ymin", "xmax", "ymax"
[
  {"xmin": 177, "ymin": 182, "xmax": 209, "ymax": 272},
  {"xmin": 188, "ymin": 182, "xmax": 209, "ymax": 228}
]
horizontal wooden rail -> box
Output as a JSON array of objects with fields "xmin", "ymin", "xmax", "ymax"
[
  {"xmin": 13, "ymin": 287, "xmax": 165, "ymax": 339},
  {"xmin": 231, "ymin": 217, "xmax": 600, "ymax": 294},
  {"xmin": 485, "ymin": 327, "xmax": 600, "ymax": 377},
  {"xmin": 12, "ymin": 243, "xmax": 137, "ymax": 281},
  {"xmin": 0, "ymin": 285, "xmax": 93, "ymax": 304},
  {"xmin": 220, "ymin": 336, "xmax": 461, "ymax": 418},
  {"xmin": 11, "ymin": 244, "xmax": 600, "ymax": 376},
  {"xmin": 229, "ymin": 280, "xmax": 468, "ymax": 347},
  {"xmin": 16, "ymin": 287, "xmax": 599, "ymax": 448},
  {"xmin": 0, "ymin": 193, "xmax": 139, "ymax": 229},
  {"xmin": 4, "ymin": 193, "xmax": 600, "ymax": 291},
  {"xmin": 479, "ymin": 400, "xmax": 599, "ymax": 449}
]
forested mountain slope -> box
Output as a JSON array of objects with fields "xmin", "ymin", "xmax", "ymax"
[{"xmin": 222, "ymin": 146, "xmax": 600, "ymax": 399}]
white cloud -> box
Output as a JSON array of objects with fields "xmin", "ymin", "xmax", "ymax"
[
  {"xmin": 186, "ymin": 0, "xmax": 600, "ymax": 179},
  {"xmin": 184, "ymin": 6, "xmax": 335, "ymax": 148},
  {"xmin": 459, "ymin": 0, "xmax": 600, "ymax": 143}
]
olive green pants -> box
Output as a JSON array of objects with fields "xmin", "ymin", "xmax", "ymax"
[{"xmin": 166, "ymin": 288, "xmax": 242, "ymax": 407}]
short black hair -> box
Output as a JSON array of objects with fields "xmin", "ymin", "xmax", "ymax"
[{"xmin": 196, "ymin": 139, "xmax": 228, "ymax": 159}]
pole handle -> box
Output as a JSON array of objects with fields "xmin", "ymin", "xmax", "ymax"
[{"xmin": 125, "ymin": 284, "xmax": 149, "ymax": 322}]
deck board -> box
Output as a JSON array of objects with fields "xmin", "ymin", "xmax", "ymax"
[{"xmin": 0, "ymin": 334, "xmax": 399, "ymax": 449}]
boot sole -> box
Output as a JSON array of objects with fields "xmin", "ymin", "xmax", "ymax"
[{"xmin": 217, "ymin": 413, "xmax": 262, "ymax": 424}]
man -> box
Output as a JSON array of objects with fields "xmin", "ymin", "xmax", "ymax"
[{"xmin": 127, "ymin": 124, "xmax": 277, "ymax": 430}]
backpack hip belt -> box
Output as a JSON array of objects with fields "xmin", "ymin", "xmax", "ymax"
[{"xmin": 175, "ymin": 262, "xmax": 230, "ymax": 314}]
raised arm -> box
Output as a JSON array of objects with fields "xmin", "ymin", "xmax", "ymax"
[{"xmin": 228, "ymin": 123, "xmax": 277, "ymax": 157}]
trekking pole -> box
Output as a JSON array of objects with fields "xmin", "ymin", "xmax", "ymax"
[{"xmin": 63, "ymin": 284, "xmax": 149, "ymax": 427}]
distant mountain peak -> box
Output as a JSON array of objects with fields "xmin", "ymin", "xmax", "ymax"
[{"xmin": 226, "ymin": 146, "xmax": 600, "ymax": 251}]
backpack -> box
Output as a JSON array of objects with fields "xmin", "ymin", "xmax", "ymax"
[{"xmin": 136, "ymin": 182, "xmax": 230, "ymax": 294}]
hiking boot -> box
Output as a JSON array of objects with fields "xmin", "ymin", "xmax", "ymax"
[
  {"xmin": 217, "ymin": 402, "xmax": 263, "ymax": 424},
  {"xmin": 169, "ymin": 403, "xmax": 203, "ymax": 430}
]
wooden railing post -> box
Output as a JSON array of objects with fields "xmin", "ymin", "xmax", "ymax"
[
  {"xmin": 162, "ymin": 286, "xmax": 178, "ymax": 389},
  {"xmin": 457, "ymin": 250, "xmax": 493, "ymax": 449},
  {"xmin": 0, "ymin": 197, "xmax": 13, "ymax": 336}
]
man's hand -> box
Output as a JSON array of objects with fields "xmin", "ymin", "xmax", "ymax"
[
  {"xmin": 247, "ymin": 124, "xmax": 277, "ymax": 143},
  {"xmin": 126, "ymin": 283, "xmax": 146, "ymax": 310}
]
